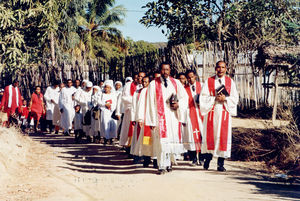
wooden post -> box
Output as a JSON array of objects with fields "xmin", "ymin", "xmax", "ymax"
[{"xmin": 272, "ymin": 67, "xmax": 279, "ymax": 126}]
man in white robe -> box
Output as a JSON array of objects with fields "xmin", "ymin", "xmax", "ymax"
[
  {"xmin": 145, "ymin": 62, "xmax": 188, "ymax": 174},
  {"xmin": 44, "ymin": 80, "xmax": 60, "ymax": 133},
  {"xmin": 200, "ymin": 61, "xmax": 239, "ymax": 171},
  {"xmin": 129, "ymin": 72, "xmax": 146, "ymax": 163},
  {"xmin": 119, "ymin": 74, "xmax": 142, "ymax": 154},
  {"xmin": 75, "ymin": 81, "xmax": 93, "ymax": 142},
  {"xmin": 59, "ymin": 79, "xmax": 77, "ymax": 135},
  {"xmin": 184, "ymin": 70, "xmax": 205, "ymax": 166}
]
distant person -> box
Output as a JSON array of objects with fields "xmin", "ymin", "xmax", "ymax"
[
  {"xmin": 59, "ymin": 79, "xmax": 77, "ymax": 135},
  {"xmin": 200, "ymin": 61, "xmax": 238, "ymax": 171},
  {"xmin": 177, "ymin": 72, "xmax": 187, "ymax": 86},
  {"xmin": 74, "ymin": 105, "xmax": 84, "ymax": 143},
  {"xmin": 44, "ymin": 80, "xmax": 60, "ymax": 133},
  {"xmin": 29, "ymin": 86, "xmax": 45, "ymax": 132},
  {"xmin": 0, "ymin": 80, "xmax": 23, "ymax": 127}
]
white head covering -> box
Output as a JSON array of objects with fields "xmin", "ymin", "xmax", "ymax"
[
  {"xmin": 115, "ymin": 81, "xmax": 123, "ymax": 87},
  {"xmin": 125, "ymin": 77, "xmax": 133, "ymax": 83},
  {"xmin": 103, "ymin": 80, "xmax": 115, "ymax": 93},
  {"xmin": 82, "ymin": 79, "xmax": 88, "ymax": 84},
  {"xmin": 93, "ymin": 86, "xmax": 101, "ymax": 91},
  {"xmin": 86, "ymin": 81, "xmax": 93, "ymax": 88}
]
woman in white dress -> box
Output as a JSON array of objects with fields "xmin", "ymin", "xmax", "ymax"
[
  {"xmin": 90, "ymin": 86, "xmax": 102, "ymax": 142},
  {"xmin": 99, "ymin": 80, "xmax": 117, "ymax": 144}
]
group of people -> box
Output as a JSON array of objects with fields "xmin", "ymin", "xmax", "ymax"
[{"xmin": 0, "ymin": 60, "xmax": 238, "ymax": 175}]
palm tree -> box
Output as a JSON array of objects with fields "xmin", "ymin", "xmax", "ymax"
[{"xmin": 77, "ymin": 0, "xmax": 126, "ymax": 60}]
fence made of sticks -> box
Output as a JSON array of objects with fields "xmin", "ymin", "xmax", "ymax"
[{"xmin": 0, "ymin": 42, "xmax": 298, "ymax": 110}]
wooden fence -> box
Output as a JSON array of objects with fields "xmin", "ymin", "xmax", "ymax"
[{"xmin": 0, "ymin": 42, "xmax": 299, "ymax": 110}]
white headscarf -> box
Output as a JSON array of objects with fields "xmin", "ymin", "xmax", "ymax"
[
  {"xmin": 104, "ymin": 80, "xmax": 115, "ymax": 93},
  {"xmin": 86, "ymin": 81, "xmax": 93, "ymax": 88},
  {"xmin": 93, "ymin": 86, "xmax": 101, "ymax": 91},
  {"xmin": 125, "ymin": 77, "xmax": 133, "ymax": 83}
]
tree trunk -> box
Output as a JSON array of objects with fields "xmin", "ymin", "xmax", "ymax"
[
  {"xmin": 50, "ymin": 31, "xmax": 56, "ymax": 67},
  {"xmin": 272, "ymin": 67, "xmax": 279, "ymax": 126}
]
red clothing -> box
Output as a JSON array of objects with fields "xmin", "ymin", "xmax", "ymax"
[
  {"xmin": 0, "ymin": 85, "xmax": 22, "ymax": 116},
  {"xmin": 18, "ymin": 105, "xmax": 29, "ymax": 119},
  {"xmin": 30, "ymin": 93, "xmax": 44, "ymax": 121}
]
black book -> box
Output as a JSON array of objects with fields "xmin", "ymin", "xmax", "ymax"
[{"xmin": 216, "ymin": 85, "xmax": 229, "ymax": 97}]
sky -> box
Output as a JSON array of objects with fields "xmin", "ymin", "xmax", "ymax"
[{"xmin": 114, "ymin": 0, "xmax": 168, "ymax": 43}]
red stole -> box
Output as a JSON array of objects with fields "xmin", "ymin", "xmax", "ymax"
[
  {"xmin": 127, "ymin": 82, "xmax": 138, "ymax": 145},
  {"xmin": 185, "ymin": 81, "xmax": 202, "ymax": 152},
  {"xmin": 155, "ymin": 77, "xmax": 178, "ymax": 139},
  {"xmin": 206, "ymin": 76, "xmax": 231, "ymax": 151},
  {"xmin": 130, "ymin": 82, "xmax": 137, "ymax": 96}
]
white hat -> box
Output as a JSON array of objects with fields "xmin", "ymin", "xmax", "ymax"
[
  {"xmin": 125, "ymin": 77, "xmax": 133, "ymax": 82},
  {"xmin": 93, "ymin": 86, "xmax": 101, "ymax": 91},
  {"xmin": 104, "ymin": 80, "xmax": 114, "ymax": 89},
  {"xmin": 115, "ymin": 81, "xmax": 123, "ymax": 87},
  {"xmin": 86, "ymin": 81, "xmax": 93, "ymax": 88},
  {"xmin": 82, "ymin": 79, "xmax": 88, "ymax": 83}
]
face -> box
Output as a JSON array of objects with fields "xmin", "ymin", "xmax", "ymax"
[
  {"xmin": 142, "ymin": 77, "xmax": 150, "ymax": 88},
  {"xmin": 138, "ymin": 72, "xmax": 146, "ymax": 84},
  {"xmin": 75, "ymin": 106, "xmax": 80, "ymax": 113},
  {"xmin": 67, "ymin": 80, "xmax": 73, "ymax": 88},
  {"xmin": 13, "ymin": 81, "xmax": 19, "ymax": 87},
  {"xmin": 104, "ymin": 85, "xmax": 111, "ymax": 93},
  {"xmin": 86, "ymin": 87, "xmax": 92, "ymax": 92},
  {"xmin": 99, "ymin": 81, "xmax": 104, "ymax": 87},
  {"xmin": 115, "ymin": 83, "xmax": 121, "ymax": 90},
  {"xmin": 75, "ymin": 80, "xmax": 80, "ymax": 87},
  {"xmin": 35, "ymin": 87, "xmax": 41, "ymax": 94},
  {"xmin": 93, "ymin": 88, "xmax": 98, "ymax": 94},
  {"xmin": 179, "ymin": 75, "xmax": 187, "ymax": 85},
  {"xmin": 133, "ymin": 74, "xmax": 138, "ymax": 83},
  {"xmin": 216, "ymin": 62, "xmax": 227, "ymax": 78},
  {"xmin": 23, "ymin": 100, "xmax": 27, "ymax": 106},
  {"xmin": 160, "ymin": 64, "xmax": 171, "ymax": 78},
  {"xmin": 82, "ymin": 82, "xmax": 86, "ymax": 88},
  {"xmin": 154, "ymin": 73, "xmax": 161, "ymax": 78},
  {"xmin": 187, "ymin": 72, "xmax": 196, "ymax": 84},
  {"xmin": 60, "ymin": 83, "xmax": 65, "ymax": 89}
]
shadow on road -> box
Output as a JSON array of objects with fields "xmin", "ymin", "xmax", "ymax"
[{"xmin": 28, "ymin": 132, "xmax": 300, "ymax": 200}]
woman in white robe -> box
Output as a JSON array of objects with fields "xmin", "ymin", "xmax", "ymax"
[
  {"xmin": 99, "ymin": 80, "xmax": 117, "ymax": 143},
  {"xmin": 89, "ymin": 86, "xmax": 102, "ymax": 139}
]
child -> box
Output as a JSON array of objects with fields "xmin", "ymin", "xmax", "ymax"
[
  {"xmin": 74, "ymin": 105, "xmax": 84, "ymax": 143},
  {"xmin": 18, "ymin": 99, "xmax": 29, "ymax": 132}
]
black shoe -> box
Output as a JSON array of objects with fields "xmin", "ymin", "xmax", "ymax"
[
  {"xmin": 55, "ymin": 130, "xmax": 59, "ymax": 134},
  {"xmin": 198, "ymin": 160, "xmax": 204, "ymax": 166},
  {"xmin": 204, "ymin": 160, "xmax": 210, "ymax": 170},
  {"xmin": 64, "ymin": 132, "xmax": 70, "ymax": 136},
  {"xmin": 87, "ymin": 136, "xmax": 92, "ymax": 143},
  {"xmin": 158, "ymin": 169, "xmax": 166, "ymax": 175},
  {"xmin": 167, "ymin": 166, "xmax": 172, "ymax": 172},
  {"xmin": 153, "ymin": 159, "xmax": 158, "ymax": 169},
  {"xmin": 217, "ymin": 166, "xmax": 226, "ymax": 172}
]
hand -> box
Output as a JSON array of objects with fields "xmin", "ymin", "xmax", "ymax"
[
  {"xmin": 170, "ymin": 102, "xmax": 179, "ymax": 110},
  {"xmin": 60, "ymin": 108, "xmax": 63, "ymax": 113},
  {"xmin": 216, "ymin": 93, "xmax": 226, "ymax": 102},
  {"xmin": 51, "ymin": 99, "xmax": 55, "ymax": 104},
  {"xmin": 182, "ymin": 123, "xmax": 186, "ymax": 127},
  {"xmin": 132, "ymin": 121, "xmax": 136, "ymax": 126},
  {"xmin": 138, "ymin": 122, "xmax": 143, "ymax": 128},
  {"xmin": 116, "ymin": 115, "xmax": 121, "ymax": 120},
  {"xmin": 1, "ymin": 106, "xmax": 4, "ymax": 112},
  {"xmin": 28, "ymin": 107, "xmax": 31, "ymax": 112},
  {"xmin": 105, "ymin": 103, "xmax": 111, "ymax": 109},
  {"xmin": 150, "ymin": 126, "xmax": 156, "ymax": 130}
]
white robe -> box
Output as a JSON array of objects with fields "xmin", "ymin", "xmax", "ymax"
[
  {"xmin": 44, "ymin": 86, "xmax": 60, "ymax": 120},
  {"xmin": 119, "ymin": 81, "xmax": 142, "ymax": 146},
  {"xmin": 99, "ymin": 92, "xmax": 117, "ymax": 139},
  {"xmin": 145, "ymin": 77, "xmax": 188, "ymax": 168},
  {"xmin": 115, "ymin": 89, "xmax": 123, "ymax": 129},
  {"xmin": 89, "ymin": 91, "xmax": 102, "ymax": 136},
  {"xmin": 75, "ymin": 89, "xmax": 93, "ymax": 134},
  {"xmin": 183, "ymin": 82, "xmax": 204, "ymax": 151},
  {"xmin": 200, "ymin": 76, "xmax": 238, "ymax": 158},
  {"xmin": 131, "ymin": 87, "xmax": 153, "ymax": 157},
  {"xmin": 130, "ymin": 89, "xmax": 142, "ymax": 155},
  {"xmin": 59, "ymin": 86, "xmax": 77, "ymax": 130}
]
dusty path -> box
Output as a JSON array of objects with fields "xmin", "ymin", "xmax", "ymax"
[{"xmin": 0, "ymin": 118, "xmax": 299, "ymax": 201}]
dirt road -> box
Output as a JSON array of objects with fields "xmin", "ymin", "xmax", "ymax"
[{"xmin": 0, "ymin": 119, "xmax": 299, "ymax": 201}]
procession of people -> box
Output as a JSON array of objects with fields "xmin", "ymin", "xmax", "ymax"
[{"xmin": 0, "ymin": 61, "xmax": 238, "ymax": 175}]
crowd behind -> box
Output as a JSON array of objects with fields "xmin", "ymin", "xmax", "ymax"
[{"xmin": 0, "ymin": 61, "xmax": 238, "ymax": 175}]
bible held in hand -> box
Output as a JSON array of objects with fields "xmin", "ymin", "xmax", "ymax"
[
  {"xmin": 169, "ymin": 94, "xmax": 178, "ymax": 110},
  {"xmin": 216, "ymin": 85, "xmax": 229, "ymax": 97}
]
